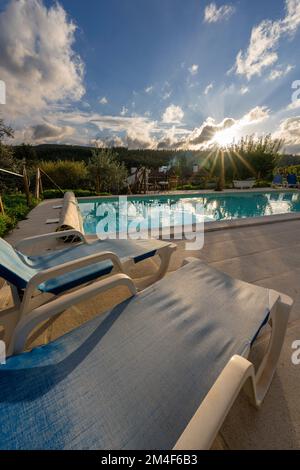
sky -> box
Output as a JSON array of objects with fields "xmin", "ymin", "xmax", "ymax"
[{"xmin": 0, "ymin": 0, "xmax": 300, "ymax": 152}]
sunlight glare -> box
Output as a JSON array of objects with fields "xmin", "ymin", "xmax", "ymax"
[{"xmin": 213, "ymin": 128, "xmax": 236, "ymax": 147}]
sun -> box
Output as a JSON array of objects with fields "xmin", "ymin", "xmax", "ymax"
[{"xmin": 213, "ymin": 128, "xmax": 237, "ymax": 147}]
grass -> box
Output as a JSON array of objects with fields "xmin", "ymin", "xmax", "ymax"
[{"xmin": 0, "ymin": 194, "xmax": 38, "ymax": 237}]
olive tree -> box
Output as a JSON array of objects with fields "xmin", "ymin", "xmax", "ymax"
[{"xmin": 88, "ymin": 148, "xmax": 128, "ymax": 194}]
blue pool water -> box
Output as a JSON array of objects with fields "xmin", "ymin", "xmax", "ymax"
[{"xmin": 78, "ymin": 191, "xmax": 300, "ymax": 235}]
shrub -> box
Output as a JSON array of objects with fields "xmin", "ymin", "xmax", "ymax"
[
  {"xmin": 0, "ymin": 214, "xmax": 14, "ymax": 237},
  {"xmin": 42, "ymin": 189, "xmax": 103, "ymax": 199},
  {"xmin": 181, "ymin": 184, "xmax": 195, "ymax": 190},
  {"xmin": 277, "ymin": 165, "xmax": 300, "ymax": 176},
  {"xmin": 0, "ymin": 194, "xmax": 38, "ymax": 237},
  {"xmin": 39, "ymin": 160, "xmax": 88, "ymax": 190},
  {"xmin": 180, "ymin": 184, "xmax": 206, "ymax": 190},
  {"xmin": 254, "ymin": 180, "xmax": 271, "ymax": 188}
]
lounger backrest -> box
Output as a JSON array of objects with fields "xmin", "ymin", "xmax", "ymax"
[
  {"xmin": 273, "ymin": 175, "xmax": 282, "ymax": 184},
  {"xmin": 287, "ymin": 174, "xmax": 297, "ymax": 185},
  {"xmin": 0, "ymin": 238, "xmax": 37, "ymax": 289}
]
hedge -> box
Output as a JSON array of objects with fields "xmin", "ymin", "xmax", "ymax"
[
  {"xmin": 42, "ymin": 189, "xmax": 110, "ymax": 199},
  {"xmin": 0, "ymin": 194, "xmax": 38, "ymax": 237}
]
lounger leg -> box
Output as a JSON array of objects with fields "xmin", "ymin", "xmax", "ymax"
[
  {"xmin": 123, "ymin": 245, "xmax": 176, "ymax": 287},
  {"xmin": 246, "ymin": 293, "xmax": 292, "ymax": 407},
  {"xmin": 9, "ymin": 284, "xmax": 21, "ymax": 308},
  {"xmin": 0, "ymin": 306, "xmax": 21, "ymax": 350},
  {"xmin": 149, "ymin": 244, "xmax": 177, "ymax": 283},
  {"xmin": 174, "ymin": 355, "xmax": 258, "ymax": 450}
]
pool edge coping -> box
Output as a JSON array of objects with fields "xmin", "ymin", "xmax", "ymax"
[
  {"xmin": 203, "ymin": 212, "xmax": 300, "ymax": 232},
  {"xmin": 76, "ymin": 187, "xmax": 300, "ymax": 202}
]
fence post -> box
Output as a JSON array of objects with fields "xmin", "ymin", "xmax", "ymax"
[
  {"xmin": 0, "ymin": 195, "xmax": 4, "ymax": 215},
  {"xmin": 23, "ymin": 166, "xmax": 31, "ymax": 206},
  {"xmin": 35, "ymin": 167, "xmax": 41, "ymax": 199},
  {"xmin": 39, "ymin": 168, "xmax": 43, "ymax": 195}
]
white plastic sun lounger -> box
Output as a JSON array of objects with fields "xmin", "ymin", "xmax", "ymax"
[
  {"xmin": 233, "ymin": 179, "xmax": 256, "ymax": 189},
  {"xmin": 0, "ymin": 231, "xmax": 176, "ymax": 349},
  {"xmin": 1, "ymin": 258, "xmax": 292, "ymax": 450}
]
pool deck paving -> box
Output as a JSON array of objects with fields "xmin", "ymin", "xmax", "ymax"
[{"xmin": 2, "ymin": 198, "xmax": 300, "ymax": 449}]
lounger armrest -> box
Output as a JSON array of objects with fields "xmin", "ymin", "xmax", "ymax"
[
  {"xmin": 15, "ymin": 230, "xmax": 87, "ymax": 253},
  {"xmin": 21, "ymin": 251, "xmax": 125, "ymax": 314},
  {"xmin": 174, "ymin": 355, "xmax": 257, "ymax": 450},
  {"xmin": 10, "ymin": 273, "xmax": 137, "ymax": 355}
]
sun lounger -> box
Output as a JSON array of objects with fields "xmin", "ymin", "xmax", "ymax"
[
  {"xmin": 1, "ymin": 258, "xmax": 292, "ymax": 450},
  {"xmin": 233, "ymin": 179, "xmax": 255, "ymax": 189},
  {"xmin": 0, "ymin": 231, "xmax": 176, "ymax": 348},
  {"xmin": 272, "ymin": 175, "xmax": 284, "ymax": 187},
  {"xmin": 287, "ymin": 174, "xmax": 298, "ymax": 188}
]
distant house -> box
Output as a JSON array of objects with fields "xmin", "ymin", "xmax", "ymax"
[{"xmin": 158, "ymin": 166, "xmax": 170, "ymax": 173}]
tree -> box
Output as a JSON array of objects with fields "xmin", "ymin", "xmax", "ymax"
[
  {"xmin": 0, "ymin": 142, "xmax": 15, "ymax": 168},
  {"xmin": 14, "ymin": 143, "xmax": 37, "ymax": 164},
  {"xmin": 88, "ymin": 148, "xmax": 128, "ymax": 194},
  {"xmin": 227, "ymin": 135, "xmax": 284, "ymax": 180},
  {"xmin": 0, "ymin": 119, "xmax": 20, "ymax": 191},
  {"xmin": 0, "ymin": 119, "xmax": 14, "ymax": 141},
  {"xmin": 207, "ymin": 135, "xmax": 284, "ymax": 182},
  {"xmin": 173, "ymin": 155, "xmax": 192, "ymax": 188}
]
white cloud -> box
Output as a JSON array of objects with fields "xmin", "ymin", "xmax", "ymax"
[
  {"xmin": 81, "ymin": 101, "xmax": 91, "ymax": 109},
  {"xmin": 268, "ymin": 64, "xmax": 294, "ymax": 81},
  {"xmin": 177, "ymin": 106, "xmax": 270, "ymax": 150},
  {"xmin": 99, "ymin": 97, "xmax": 108, "ymax": 105},
  {"xmin": 38, "ymin": 103, "xmax": 272, "ymax": 150},
  {"xmin": 204, "ymin": 83, "xmax": 214, "ymax": 95},
  {"xmin": 268, "ymin": 70, "xmax": 284, "ymax": 81},
  {"xmin": 162, "ymin": 90, "xmax": 172, "ymax": 100},
  {"xmin": 184, "ymin": 117, "xmax": 235, "ymax": 147},
  {"xmin": 89, "ymin": 113, "xmax": 158, "ymax": 149},
  {"xmin": 274, "ymin": 116, "xmax": 300, "ymax": 152},
  {"xmin": 120, "ymin": 106, "xmax": 128, "ymax": 116},
  {"xmin": 240, "ymin": 86, "xmax": 250, "ymax": 95},
  {"xmin": 29, "ymin": 122, "xmax": 74, "ymax": 142},
  {"xmin": 162, "ymin": 104, "xmax": 184, "ymax": 124},
  {"xmin": 188, "ymin": 64, "xmax": 199, "ymax": 75},
  {"xmin": 145, "ymin": 85, "xmax": 154, "ymax": 94},
  {"xmin": 288, "ymin": 100, "xmax": 300, "ymax": 110},
  {"xmin": 241, "ymin": 106, "xmax": 270, "ymax": 124},
  {"xmin": 157, "ymin": 126, "xmax": 190, "ymax": 150},
  {"xmin": 204, "ymin": 3, "xmax": 235, "ymax": 23},
  {"xmin": 0, "ymin": 0, "xmax": 85, "ymax": 118},
  {"xmin": 93, "ymin": 135, "xmax": 126, "ymax": 149},
  {"xmin": 234, "ymin": 0, "xmax": 300, "ymax": 79},
  {"xmin": 13, "ymin": 120, "xmax": 74, "ymax": 144}
]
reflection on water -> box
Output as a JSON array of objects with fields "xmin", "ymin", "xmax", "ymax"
[{"xmin": 79, "ymin": 191, "xmax": 300, "ymax": 235}]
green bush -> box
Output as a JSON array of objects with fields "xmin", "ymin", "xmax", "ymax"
[
  {"xmin": 254, "ymin": 180, "xmax": 271, "ymax": 188},
  {"xmin": 276, "ymin": 165, "xmax": 300, "ymax": 176},
  {"xmin": 0, "ymin": 214, "xmax": 14, "ymax": 237},
  {"xmin": 0, "ymin": 194, "xmax": 38, "ymax": 237},
  {"xmin": 42, "ymin": 189, "xmax": 108, "ymax": 199},
  {"xmin": 40, "ymin": 160, "xmax": 88, "ymax": 190},
  {"xmin": 180, "ymin": 184, "xmax": 206, "ymax": 190}
]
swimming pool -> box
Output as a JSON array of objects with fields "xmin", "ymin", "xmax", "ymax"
[{"xmin": 78, "ymin": 191, "xmax": 300, "ymax": 235}]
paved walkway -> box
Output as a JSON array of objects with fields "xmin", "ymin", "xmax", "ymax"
[{"xmin": 2, "ymin": 199, "xmax": 300, "ymax": 449}]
